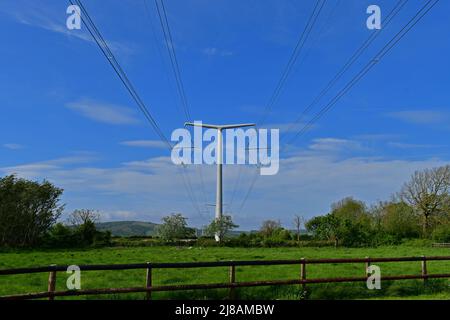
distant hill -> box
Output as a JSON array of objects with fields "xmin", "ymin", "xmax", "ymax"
[
  {"xmin": 96, "ymin": 221, "xmax": 245, "ymax": 237},
  {"xmin": 95, "ymin": 220, "xmax": 302, "ymax": 237},
  {"xmin": 96, "ymin": 221, "xmax": 159, "ymax": 237}
]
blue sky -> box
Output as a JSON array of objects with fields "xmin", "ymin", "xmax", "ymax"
[{"xmin": 0, "ymin": 0, "xmax": 449, "ymax": 229}]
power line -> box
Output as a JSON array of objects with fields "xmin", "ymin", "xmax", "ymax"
[
  {"xmin": 237, "ymin": 165, "xmax": 260, "ymax": 215},
  {"xmin": 286, "ymin": 0, "xmax": 440, "ymax": 146},
  {"xmin": 142, "ymin": 0, "xmax": 180, "ymax": 100},
  {"xmin": 228, "ymin": 165, "xmax": 243, "ymax": 211},
  {"xmin": 155, "ymin": 0, "xmax": 209, "ymax": 210},
  {"xmin": 178, "ymin": 164, "xmax": 203, "ymax": 214},
  {"xmin": 237, "ymin": 1, "xmax": 327, "ymax": 213},
  {"xmin": 70, "ymin": 0, "xmax": 172, "ymax": 149},
  {"xmin": 142, "ymin": 0, "xmax": 205, "ymax": 215},
  {"xmin": 238, "ymin": 0, "xmax": 439, "ymax": 213},
  {"xmin": 70, "ymin": 0, "xmax": 205, "ymax": 215},
  {"xmin": 154, "ymin": 0, "xmax": 191, "ymax": 121},
  {"xmin": 152, "ymin": 0, "xmax": 209, "ymax": 214},
  {"xmin": 258, "ymin": 0, "xmax": 327, "ymax": 126},
  {"xmin": 291, "ymin": 0, "xmax": 341, "ymax": 72},
  {"xmin": 280, "ymin": 0, "xmax": 409, "ymax": 144}
]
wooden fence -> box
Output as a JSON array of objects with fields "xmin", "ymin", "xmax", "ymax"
[{"xmin": 0, "ymin": 256, "xmax": 449, "ymax": 300}]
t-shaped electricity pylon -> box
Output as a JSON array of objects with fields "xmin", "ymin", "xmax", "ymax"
[{"xmin": 185, "ymin": 122, "xmax": 255, "ymax": 241}]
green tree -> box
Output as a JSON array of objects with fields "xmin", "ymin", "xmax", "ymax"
[
  {"xmin": 400, "ymin": 165, "xmax": 450, "ymax": 237},
  {"xmin": 77, "ymin": 220, "xmax": 97, "ymax": 245},
  {"xmin": 0, "ymin": 175, "xmax": 64, "ymax": 247},
  {"xmin": 306, "ymin": 198, "xmax": 374, "ymax": 247},
  {"xmin": 44, "ymin": 223, "xmax": 80, "ymax": 247},
  {"xmin": 68, "ymin": 209, "xmax": 103, "ymax": 246},
  {"xmin": 331, "ymin": 197, "xmax": 371, "ymax": 225},
  {"xmin": 332, "ymin": 197, "xmax": 373, "ymax": 246},
  {"xmin": 259, "ymin": 220, "xmax": 282, "ymax": 238},
  {"xmin": 432, "ymin": 223, "xmax": 450, "ymax": 242},
  {"xmin": 157, "ymin": 213, "xmax": 193, "ymax": 241},
  {"xmin": 44, "ymin": 221, "xmax": 111, "ymax": 248},
  {"xmin": 306, "ymin": 214, "xmax": 341, "ymax": 247},
  {"xmin": 204, "ymin": 215, "xmax": 238, "ymax": 242},
  {"xmin": 380, "ymin": 202, "xmax": 420, "ymax": 239}
]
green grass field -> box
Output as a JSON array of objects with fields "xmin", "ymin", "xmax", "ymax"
[{"xmin": 0, "ymin": 245, "xmax": 449, "ymax": 300}]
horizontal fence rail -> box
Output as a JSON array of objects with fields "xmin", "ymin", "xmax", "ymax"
[{"xmin": 0, "ymin": 256, "xmax": 449, "ymax": 300}]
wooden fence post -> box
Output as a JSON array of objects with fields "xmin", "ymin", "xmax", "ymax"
[
  {"xmin": 229, "ymin": 264, "xmax": 236, "ymax": 300},
  {"xmin": 48, "ymin": 265, "xmax": 57, "ymax": 301},
  {"xmin": 421, "ymin": 256, "xmax": 428, "ymax": 284},
  {"xmin": 300, "ymin": 258, "xmax": 306, "ymax": 293},
  {"xmin": 146, "ymin": 262, "xmax": 152, "ymax": 300},
  {"xmin": 365, "ymin": 256, "xmax": 371, "ymax": 278}
]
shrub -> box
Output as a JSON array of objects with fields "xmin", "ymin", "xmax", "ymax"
[
  {"xmin": 93, "ymin": 230, "xmax": 112, "ymax": 247},
  {"xmin": 400, "ymin": 238, "xmax": 434, "ymax": 247},
  {"xmin": 196, "ymin": 237, "xmax": 223, "ymax": 247},
  {"xmin": 0, "ymin": 175, "xmax": 64, "ymax": 247},
  {"xmin": 77, "ymin": 220, "xmax": 97, "ymax": 245},
  {"xmin": 43, "ymin": 223, "xmax": 81, "ymax": 248},
  {"xmin": 431, "ymin": 224, "xmax": 450, "ymax": 242},
  {"xmin": 157, "ymin": 213, "xmax": 195, "ymax": 241},
  {"xmin": 43, "ymin": 222, "xmax": 111, "ymax": 248},
  {"xmin": 379, "ymin": 202, "xmax": 421, "ymax": 240}
]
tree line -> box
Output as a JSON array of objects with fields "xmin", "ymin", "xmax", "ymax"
[
  {"xmin": 0, "ymin": 175, "xmax": 110, "ymax": 248},
  {"xmin": 1, "ymin": 164, "xmax": 449, "ymax": 248},
  {"xmin": 306, "ymin": 165, "xmax": 450, "ymax": 246},
  {"xmin": 156, "ymin": 165, "xmax": 450, "ymax": 247}
]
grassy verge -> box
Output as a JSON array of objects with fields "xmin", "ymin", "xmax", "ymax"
[{"xmin": 0, "ymin": 245, "xmax": 449, "ymax": 300}]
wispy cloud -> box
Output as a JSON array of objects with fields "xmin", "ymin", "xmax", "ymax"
[
  {"xmin": 2, "ymin": 143, "xmax": 24, "ymax": 150},
  {"xmin": 308, "ymin": 138, "xmax": 365, "ymax": 152},
  {"xmin": 353, "ymin": 134, "xmax": 404, "ymax": 141},
  {"xmin": 386, "ymin": 110, "xmax": 450, "ymax": 125},
  {"xmin": 120, "ymin": 140, "xmax": 167, "ymax": 149},
  {"xmin": 387, "ymin": 142, "xmax": 447, "ymax": 149},
  {"xmin": 261, "ymin": 122, "xmax": 312, "ymax": 134},
  {"xmin": 66, "ymin": 99, "xmax": 139, "ymax": 125},
  {"xmin": 1, "ymin": 154, "xmax": 98, "ymax": 178},
  {"xmin": 100, "ymin": 210, "xmax": 138, "ymax": 221},
  {"xmin": 202, "ymin": 47, "xmax": 233, "ymax": 57},
  {"xmin": 0, "ymin": 1, "xmax": 135, "ymax": 56},
  {"xmin": 1, "ymin": 146, "xmax": 448, "ymax": 228}
]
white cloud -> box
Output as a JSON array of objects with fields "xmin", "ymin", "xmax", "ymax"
[
  {"xmin": 2, "ymin": 135, "xmax": 449, "ymax": 229},
  {"xmin": 120, "ymin": 140, "xmax": 167, "ymax": 149},
  {"xmin": 387, "ymin": 110, "xmax": 449, "ymax": 125},
  {"xmin": 261, "ymin": 122, "xmax": 312, "ymax": 134},
  {"xmin": 308, "ymin": 138, "xmax": 364, "ymax": 152},
  {"xmin": 100, "ymin": 210, "xmax": 138, "ymax": 221},
  {"xmin": 0, "ymin": 1, "xmax": 135, "ymax": 56},
  {"xmin": 202, "ymin": 47, "xmax": 233, "ymax": 57},
  {"xmin": 66, "ymin": 100, "xmax": 139, "ymax": 125},
  {"xmin": 353, "ymin": 134, "xmax": 404, "ymax": 141},
  {"xmin": 235, "ymin": 154, "xmax": 448, "ymax": 226},
  {"xmin": 1, "ymin": 155, "xmax": 97, "ymax": 179},
  {"xmin": 387, "ymin": 142, "xmax": 446, "ymax": 149},
  {"xmin": 3, "ymin": 143, "xmax": 24, "ymax": 150}
]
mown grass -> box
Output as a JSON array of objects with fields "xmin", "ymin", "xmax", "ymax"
[{"xmin": 0, "ymin": 245, "xmax": 449, "ymax": 300}]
